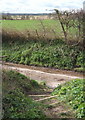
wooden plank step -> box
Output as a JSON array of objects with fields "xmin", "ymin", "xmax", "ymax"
[
  {"xmin": 35, "ymin": 95, "xmax": 58, "ymax": 102},
  {"xmin": 48, "ymin": 102, "xmax": 59, "ymax": 106},
  {"xmin": 28, "ymin": 94, "xmax": 50, "ymax": 97}
]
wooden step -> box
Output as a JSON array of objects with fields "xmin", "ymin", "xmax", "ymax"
[
  {"xmin": 28, "ymin": 94, "xmax": 51, "ymax": 97},
  {"xmin": 35, "ymin": 95, "xmax": 58, "ymax": 102}
]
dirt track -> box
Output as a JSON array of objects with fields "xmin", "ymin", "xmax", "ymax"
[
  {"xmin": 2, "ymin": 62, "xmax": 84, "ymax": 88},
  {"xmin": 2, "ymin": 62, "xmax": 84, "ymax": 118}
]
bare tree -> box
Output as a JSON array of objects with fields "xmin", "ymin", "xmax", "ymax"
[{"xmin": 55, "ymin": 9, "xmax": 83, "ymax": 45}]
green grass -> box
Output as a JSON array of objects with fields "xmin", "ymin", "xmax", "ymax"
[
  {"xmin": 2, "ymin": 70, "xmax": 47, "ymax": 119},
  {"xmin": 2, "ymin": 19, "xmax": 80, "ymax": 40},
  {"xmin": 52, "ymin": 79, "xmax": 85, "ymax": 118},
  {"xmin": 2, "ymin": 19, "xmax": 61, "ymax": 31}
]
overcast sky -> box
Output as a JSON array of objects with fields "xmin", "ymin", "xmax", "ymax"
[{"xmin": 0, "ymin": 0, "xmax": 84, "ymax": 13}]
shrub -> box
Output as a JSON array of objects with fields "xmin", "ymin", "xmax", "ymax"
[{"xmin": 52, "ymin": 79, "xmax": 85, "ymax": 118}]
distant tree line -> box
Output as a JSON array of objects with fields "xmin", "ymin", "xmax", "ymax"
[
  {"xmin": 2, "ymin": 13, "xmax": 57, "ymax": 20},
  {"xmin": 2, "ymin": 13, "xmax": 30, "ymax": 20}
]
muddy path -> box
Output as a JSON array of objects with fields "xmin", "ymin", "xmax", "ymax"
[
  {"xmin": 2, "ymin": 62, "xmax": 84, "ymax": 89},
  {"xmin": 2, "ymin": 62, "xmax": 83, "ymax": 118}
]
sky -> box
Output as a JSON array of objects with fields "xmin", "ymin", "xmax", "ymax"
[{"xmin": 0, "ymin": 0, "xmax": 84, "ymax": 13}]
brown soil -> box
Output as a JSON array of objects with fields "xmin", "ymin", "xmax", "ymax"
[
  {"xmin": 3, "ymin": 62, "xmax": 83, "ymax": 77},
  {"xmin": 2, "ymin": 62, "xmax": 84, "ymax": 88}
]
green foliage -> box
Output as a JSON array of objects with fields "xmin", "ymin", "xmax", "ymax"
[
  {"xmin": 30, "ymin": 80, "xmax": 40, "ymax": 88},
  {"xmin": 19, "ymin": 56, "xmax": 24, "ymax": 64},
  {"xmin": 24, "ymin": 57, "xmax": 29, "ymax": 65},
  {"xmin": 3, "ymin": 89, "xmax": 46, "ymax": 119},
  {"xmin": 2, "ymin": 40, "xmax": 84, "ymax": 70},
  {"xmin": 76, "ymin": 52, "xmax": 84, "ymax": 67},
  {"xmin": 74, "ymin": 67, "xmax": 84, "ymax": 72},
  {"xmin": 52, "ymin": 79, "xmax": 85, "ymax": 118}
]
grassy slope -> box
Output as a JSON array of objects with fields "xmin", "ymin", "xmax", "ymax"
[
  {"xmin": 2, "ymin": 70, "xmax": 47, "ymax": 97},
  {"xmin": 2, "ymin": 70, "xmax": 47, "ymax": 119},
  {"xmin": 52, "ymin": 79, "xmax": 85, "ymax": 118}
]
